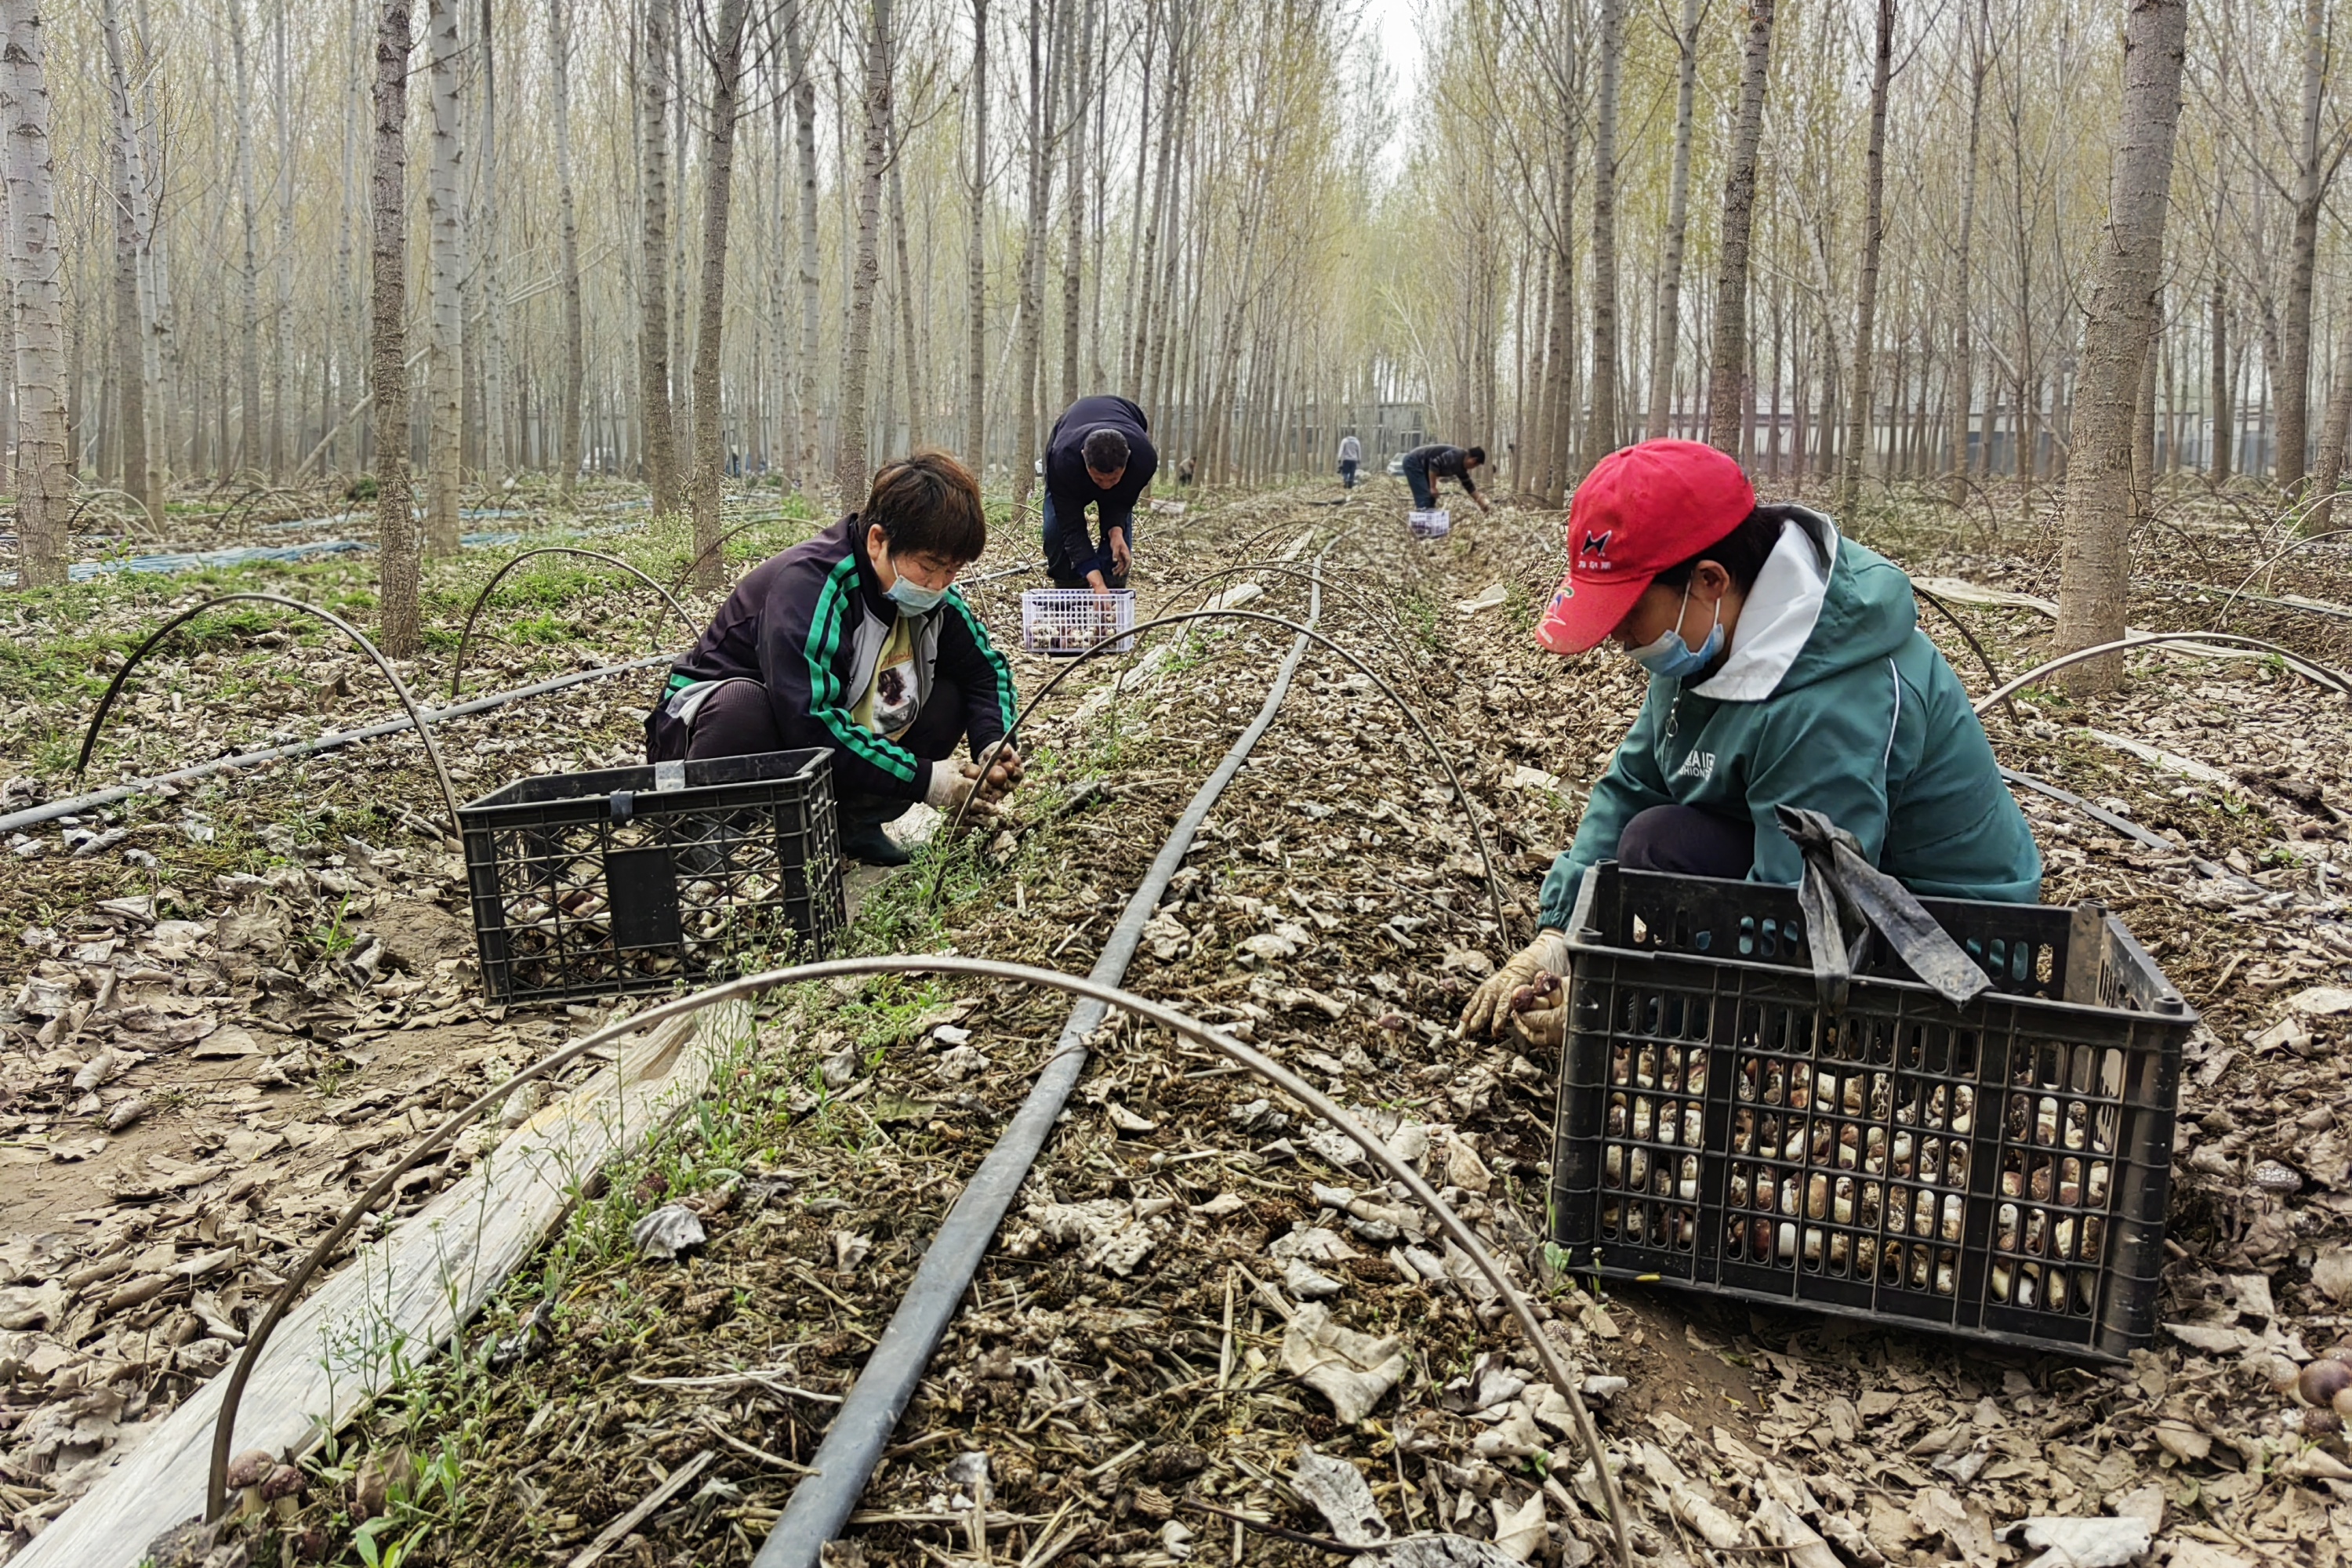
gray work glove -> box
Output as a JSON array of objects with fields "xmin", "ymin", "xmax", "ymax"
[{"xmin": 1458, "ymin": 929, "xmax": 1571, "ymax": 1039}]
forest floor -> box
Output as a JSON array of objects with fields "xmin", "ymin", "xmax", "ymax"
[{"xmin": 2, "ymin": 474, "xmax": 2352, "ymax": 1568}]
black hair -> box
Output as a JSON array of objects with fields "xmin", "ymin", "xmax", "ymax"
[
  {"xmin": 1652, "ymin": 504, "xmax": 1830, "ymax": 594},
  {"xmin": 864, "ymin": 450, "xmax": 988, "ymax": 564},
  {"xmin": 1465, "ymin": 445, "xmax": 1486, "ymax": 465},
  {"xmin": 1082, "ymin": 428, "xmax": 1130, "ymax": 472}
]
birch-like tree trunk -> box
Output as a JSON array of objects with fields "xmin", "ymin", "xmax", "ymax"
[
  {"xmin": 2209, "ymin": 266, "xmax": 2230, "ymax": 481},
  {"xmin": 371, "ymin": 0, "xmax": 419, "ymax": 657},
  {"xmin": 1706, "ymin": 0, "xmax": 1774, "ymax": 455},
  {"xmin": 2274, "ymin": 0, "xmax": 2329, "ymax": 493},
  {"xmin": 1010, "ymin": 0, "xmax": 1064, "ymax": 516},
  {"xmin": 423, "ymin": 0, "xmax": 465, "ymax": 554},
  {"xmin": 229, "ymin": 1, "xmax": 262, "ymax": 482},
  {"xmin": 2053, "ymin": 0, "xmax": 2188, "ymax": 690},
  {"xmin": 964, "ymin": 0, "xmax": 987, "ymax": 469},
  {"xmin": 889, "ymin": 120, "xmax": 923, "ymax": 451},
  {"xmin": 102, "ymin": 0, "xmax": 158, "ymax": 526},
  {"xmin": 1584, "ymin": 0, "xmax": 1621, "ymax": 464},
  {"xmin": 2309, "ymin": 316, "xmax": 2352, "ymax": 534},
  {"xmin": 637, "ymin": 0, "xmax": 677, "ymax": 516},
  {"xmin": 1642, "ymin": 0, "xmax": 1700, "ymax": 442},
  {"xmin": 833, "ymin": 0, "xmax": 893, "ymax": 509},
  {"xmin": 780, "ymin": 0, "xmax": 820, "ymax": 489},
  {"xmin": 2, "ymin": 0, "xmax": 67, "ymax": 589},
  {"xmin": 688, "ymin": 0, "xmax": 749, "ymax": 588},
  {"xmin": 1836, "ymin": 0, "xmax": 1894, "ymax": 516},
  {"xmin": 271, "ymin": 0, "xmax": 291, "ymax": 473},
  {"xmin": 1947, "ymin": 0, "xmax": 1987, "ymax": 501},
  {"xmin": 1061, "ymin": 0, "xmax": 1092, "ymax": 408},
  {"xmin": 550, "ymin": 0, "xmax": 581, "ymax": 499},
  {"xmin": 475, "ymin": 0, "xmax": 506, "ymax": 480}
]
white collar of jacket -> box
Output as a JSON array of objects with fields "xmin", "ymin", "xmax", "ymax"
[{"xmin": 1687, "ymin": 510, "xmax": 1838, "ymax": 702}]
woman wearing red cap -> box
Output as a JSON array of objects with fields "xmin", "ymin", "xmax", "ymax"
[{"xmin": 1461, "ymin": 439, "xmax": 2042, "ymax": 1042}]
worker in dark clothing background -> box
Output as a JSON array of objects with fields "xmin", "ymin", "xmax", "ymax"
[
  {"xmin": 1042, "ymin": 394, "xmax": 1158, "ymax": 591},
  {"xmin": 1401, "ymin": 441, "xmax": 1491, "ymax": 515},
  {"xmin": 648, "ymin": 452, "xmax": 1023, "ymax": 866}
]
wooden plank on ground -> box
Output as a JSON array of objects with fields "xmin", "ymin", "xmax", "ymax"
[{"xmin": 16, "ymin": 999, "xmax": 754, "ymax": 1568}]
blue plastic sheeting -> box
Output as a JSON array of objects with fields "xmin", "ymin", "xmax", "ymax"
[
  {"xmin": 1, "ymin": 524, "xmax": 608, "ymax": 586},
  {"xmin": 259, "ymin": 506, "xmax": 532, "ymax": 533}
]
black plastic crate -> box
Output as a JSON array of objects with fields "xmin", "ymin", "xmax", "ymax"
[
  {"xmin": 460, "ymin": 749, "xmax": 845, "ymax": 1005},
  {"xmin": 1548, "ymin": 863, "xmax": 2190, "ymax": 1361}
]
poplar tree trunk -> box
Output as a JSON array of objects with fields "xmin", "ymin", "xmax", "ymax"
[
  {"xmin": 1585, "ymin": 0, "xmax": 1621, "ymax": 464},
  {"xmin": 271, "ymin": 0, "xmax": 291, "ymax": 474},
  {"xmin": 2, "ymin": 0, "xmax": 67, "ymax": 589},
  {"xmin": 2053, "ymin": 0, "xmax": 2188, "ymax": 691},
  {"xmin": 833, "ymin": 0, "xmax": 893, "ymax": 509},
  {"xmin": 1061, "ymin": 0, "xmax": 1092, "ymax": 408},
  {"xmin": 637, "ymin": 0, "xmax": 678, "ymax": 516},
  {"xmin": 475, "ymin": 0, "xmax": 506, "ymax": 481},
  {"xmin": 230, "ymin": 0, "xmax": 262, "ymax": 482},
  {"xmin": 1706, "ymin": 0, "xmax": 1775, "ymax": 456},
  {"xmin": 2275, "ymin": 0, "xmax": 2327, "ymax": 492},
  {"xmin": 1947, "ymin": 0, "xmax": 1987, "ymax": 502},
  {"xmin": 688, "ymin": 0, "xmax": 749, "ymax": 586},
  {"xmin": 1010, "ymin": 0, "xmax": 1062, "ymax": 517},
  {"xmin": 101, "ymin": 0, "xmax": 158, "ymax": 527},
  {"xmin": 889, "ymin": 123, "xmax": 923, "ymax": 451},
  {"xmin": 1643, "ymin": 0, "xmax": 1700, "ymax": 443},
  {"xmin": 2130, "ymin": 318, "xmax": 2160, "ymax": 528},
  {"xmin": 1837, "ymin": 0, "xmax": 1895, "ymax": 517},
  {"xmin": 780, "ymin": 0, "xmax": 820, "ymax": 489},
  {"xmin": 550, "ymin": 0, "xmax": 581, "ymax": 499},
  {"xmin": 964, "ymin": 0, "xmax": 987, "ymax": 468},
  {"xmin": 2309, "ymin": 317, "xmax": 2352, "ymax": 534},
  {"xmin": 424, "ymin": 0, "xmax": 466, "ymax": 553},
  {"xmin": 371, "ymin": 0, "xmax": 419, "ymax": 658},
  {"xmin": 2209, "ymin": 272, "xmax": 2231, "ymax": 481}
]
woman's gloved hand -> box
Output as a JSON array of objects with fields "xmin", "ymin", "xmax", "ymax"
[
  {"xmin": 924, "ymin": 759, "xmax": 994, "ymax": 817},
  {"xmin": 1458, "ymin": 929, "xmax": 1572, "ymax": 1038},
  {"xmin": 1505, "ymin": 971, "xmax": 1567, "ymax": 1051}
]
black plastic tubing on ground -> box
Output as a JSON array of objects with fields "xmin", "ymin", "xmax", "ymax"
[{"xmin": 750, "ymin": 549, "xmax": 1332, "ymax": 1568}]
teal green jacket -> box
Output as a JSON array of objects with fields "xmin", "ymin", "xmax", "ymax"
[{"xmin": 1537, "ymin": 516, "xmax": 2042, "ymax": 930}]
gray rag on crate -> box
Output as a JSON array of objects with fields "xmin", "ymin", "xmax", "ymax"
[{"xmin": 1774, "ymin": 804, "xmax": 1994, "ymax": 1014}]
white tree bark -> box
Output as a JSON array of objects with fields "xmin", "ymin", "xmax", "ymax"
[
  {"xmin": 1585, "ymin": 0, "xmax": 1621, "ymax": 464},
  {"xmin": 370, "ymin": 0, "xmax": 419, "ymax": 656},
  {"xmin": 228, "ymin": 0, "xmax": 262, "ymax": 483},
  {"xmin": 780, "ymin": 0, "xmax": 820, "ymax": 490},
  {"xmin": 2053, "ymin": 0, "xmax": 2189, "ymax": 689},
  {"xmin": 1643, "ymin": 0, "xmax": 1699, "ymax": 442},
  {"xmin": 424, "ymin": 0, "xmax": 466, "ymax": 554},
  {"xmin": 964, "ymin": 0, "xmax": 987, "ymax": 469},
  {"xmin": 1837, "ymin": 0, "xmax": 1894, "ymax": 515},
  {"xmin": 102, "ymin": 0, "xmax": 159, "ymax": 526},
  {"xmin": 550, "ymin": 0, "xmax": 581, "ymax": 499},
  {"xmin": 1706, "ymin": 0, "xmax": 1774, "ymax": 454},
  {"xmin": 832, "ymin": 0, "xmax": 893, "ymax": 508},
  {"xmin": 635, "ymin": 0, "xmax": 676, "ymax": 514},
  {"xmin": 688, "ymin": 0, "xmax": 750, "ymax": 586},
  {"xmin": 1, "ymin": 0, "xmax": 67, "ymax": 588}
]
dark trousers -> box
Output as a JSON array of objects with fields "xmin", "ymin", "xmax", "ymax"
[
  {"xmin": 647, "ymin": 677, "xmax": 975, "ymax": 833},
  {"xmin": 1040, "ymin": 490, "xmax": 1129, "ymax": 590},
  {"xmin": 1403, "ymin": 456, "xmax": 1436, "ymax": 510},
  {"xmin": 1339, "ymin": 460, "xmax": 1359, "ymax": 488},
  {"xmin": 1617, "ymin": 804, "xmax": 1755, "ymax": 880}
]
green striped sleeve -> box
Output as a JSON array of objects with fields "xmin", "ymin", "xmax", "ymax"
[
  {"xmin": 946, "ymin": 589, "xmax": 1018, "ymax": 735},
  {"xmin": 804, "ymin": 559, "xmax": 920, "ymax": 784}
]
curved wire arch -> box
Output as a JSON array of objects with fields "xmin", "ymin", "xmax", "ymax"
[
  {"xmin": 448, "ymin": 546, "xmax": 702, "ymax": 699},
  {"xmin": 2216, "ymin": 517, "xmax": 2352, "ymax": 626},
  {"xmin": 202, "ymin": 953, "xmax": 1634, "ymax": 1568},
  {"xmin": 1972, "ymin": 630, "xmax": 2352, "ymax": 716},
  {"xmin": 927, "ymin": 608, "xmax": 1515, "ymax": 939},
  {"xmin": 74, "ymin": 592, "xmax": 463, "ymax": 833},
  {"xmin": 1909, "ymin": 585, "xmax": 2013, "ymax": 717}
]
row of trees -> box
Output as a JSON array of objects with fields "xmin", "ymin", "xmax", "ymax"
[{"xmin": 0, "ymin": 0, "xmax": 2341, "ymax": 684}]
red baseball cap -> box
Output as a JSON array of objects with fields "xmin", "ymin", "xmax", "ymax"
[{"xmin": 1534, "ymin": 440, "xmax": 1757, "ymax": 655}]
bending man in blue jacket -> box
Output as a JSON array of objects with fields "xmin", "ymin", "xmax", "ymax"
[
  {"xmin": 1042, "ymin": 394, "xmax": 1157, "ymax": 590},
  {"xmin": 1462, "ymin": 439, "xmax": 2042, "ymax": 1043},
  {"xmin": 648, "ymin": 452, "xmax": 1023, "ymax": 866}
]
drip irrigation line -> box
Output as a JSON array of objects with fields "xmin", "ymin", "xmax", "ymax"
[
  {"xmin": 1908, "ymin": 585, "xmax": 2011, "ymax": 716},
  {"xmin": 448, "ymin": 546, "xmax": 700, "ymax": 699},
  {"xmin": 1153, "ymin": 558, "xmax": 1428, "ymax": 676},
  {"xmin": 1998, "ymin": 765, "xmax": 2256, "ymax": 891},
  {"xmin": 0, "ymin": 653, "xmax": 671, "ymax": 838},
  {"xmin": 204, "ymin": 969, "xmax": 1636, "ymax": 1559},
  {"xmin": 931, "ymin": 607, "xmax": 1515, "ymax": 942},
  {"xmin": 72, "ymin": 593, "xmax": 465, "ymax": 835},
  {"xmin": 1970, "ymin": 630, "xmax": 2352, "ymax": 715}
]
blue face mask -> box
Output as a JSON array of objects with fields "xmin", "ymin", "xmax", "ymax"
[
  {"xmin": 1627, "ymin": 582, "xmax": 1723, "ymax": 679},
  {"xmin": 885, "ymin": 577, "xmax": 947, "ymax": 615}
]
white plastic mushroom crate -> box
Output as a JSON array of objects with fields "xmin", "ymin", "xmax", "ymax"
[
  {"xmin": 1020, "ymin": 588, "xmax": 1138, "ymax": 656},
  {"xmin": 1408, "ymin": 509, "xmax": 1452, "ymax": 539}
]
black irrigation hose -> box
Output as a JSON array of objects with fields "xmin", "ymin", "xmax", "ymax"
[
  {"xmin": 0, "ymin": 654, "xmax": 670, "ymax": 838},
  {"xmin": 448, "ymin": 546, "xmax": 701, "ymax": 699},
  {"xmin": 1155, "ymin": 559, "xmax": 1428, "ymax": 676},
  {"xmin": 930, "ymin": 608, "xmax": 1515, "ymax": 942},
  {"xmin": 1910, "ymin": 584, "xmax": 2013, "ymax": 718},
  {"xmin": 71, "ymin": 592, "xmax": 465, "ymax": 836}
]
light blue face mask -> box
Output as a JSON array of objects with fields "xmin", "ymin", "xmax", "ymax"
[
  {"xmin": 885, "ymin": 577, "xmax": 947, "ymax": 615},
  {"xmin": 1627, "ymin": 581, "xmax": 1723, "ymax": 679}
]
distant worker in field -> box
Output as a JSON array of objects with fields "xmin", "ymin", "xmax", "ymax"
[
  {"xmin": 1401, "ymin": 441, "xmax": 1491, "ymax": 516},
  {"xmin": 1178, "ymin": 456, "xmax": 1196, "ymax": 487},
  {"xmin": 1042, "ymin": 394, "xmax": 1159, "ymax": 593},
  {"xmin": 1460, "ymin": 440, "xmax": 2042, "ymax": 1046},
  {"xmin": 1338, "ymin": 433, "xmax": 1363, "ymax": 489},
  {"xmin": 646, "ymin": 452, "xmax": 1024, "ymax": 867}
]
